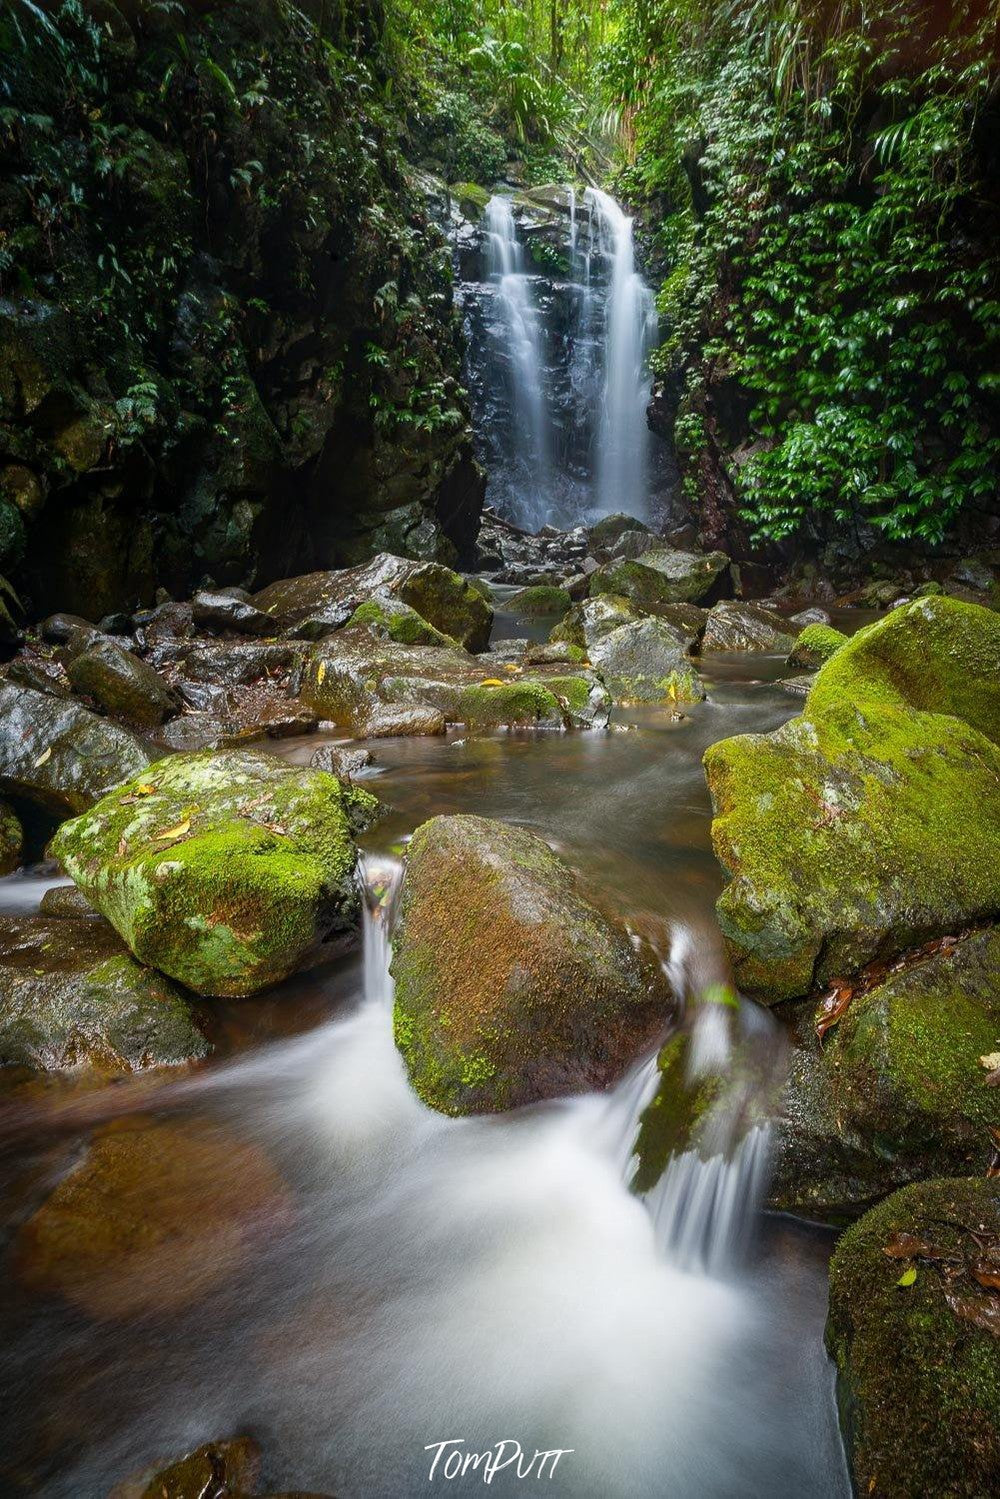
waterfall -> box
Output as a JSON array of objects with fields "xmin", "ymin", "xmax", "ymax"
[
  {"xmin": 462, "ymin": 188, "xmax": 660, "ymax": 532},
  {"xmin": 360, "ymin": 852, "xmax": 404, "ymax": 1011},
  {"xmin": 483, "ymin": 195, "xmax": 552, "ymax": 530},
  {"xmin": 584, "ymin": 188, "xmax": 659, "ymax": 521}
]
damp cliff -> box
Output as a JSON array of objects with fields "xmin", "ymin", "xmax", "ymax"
[{"xmin": 0, "ymin": 0, "xmax": 484, "ymax": 622}]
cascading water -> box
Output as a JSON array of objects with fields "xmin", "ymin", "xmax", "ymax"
[
  {"xmin": 584, "ymin": 188, "xmax": 659, "ymax": 522},
  {"xmin": 458, "ymin": 186, "xmax": 665, "ymax": 532},
  {"xmin": 482, "ymin": 195, "xmax": 552, "ymax": 529}
]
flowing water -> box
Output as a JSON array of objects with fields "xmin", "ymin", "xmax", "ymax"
[
  {"xmin": 462, "ymin": 190, "xmax": 663, "ymax": 531},
  {"xmin": 0, "ymin": 644, "xmax": 851, "ymax": 1498}
]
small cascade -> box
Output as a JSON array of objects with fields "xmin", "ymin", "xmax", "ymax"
[
  {"xmin": 584, "ymin": 188, "xmax": 659, "ymax": 520},
  {"xmin": 359, "ymin": 852, "xmax": 404, "ymax": 1011},
  {"xmin": 483, "ymin": 195, "xmax": 552, "ymax": 529}
]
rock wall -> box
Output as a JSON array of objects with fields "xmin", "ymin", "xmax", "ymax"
[{"xmin": 0, "ymin": 0, "xmax": 484, "ymax": 622}]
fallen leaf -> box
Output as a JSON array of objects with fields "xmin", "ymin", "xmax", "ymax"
[
  {"xmin": 503, "ymin": 663, "xmax": 520, "ymax": 673},
  {"xmin": 883, "ymin": 1232, "xmax": 932, "ymax": 1260},
  {"xmin": 33, "ymin": 746, "xmax": 52, "ymax": 768},
  {"xmin": 897, "ymin": 1266, "xmax": 918, "ymax": 1287},
  {"xmin": 816, "ymin": 981, "xmax": 855, "ymax": 1041},
  {"xmin": 972, "ymin": 1259, "xmax": 1000, "ymax": 1290},
  {"xmin": 479, "ymin": 679, "xmax": 506, "ymax": 688},
  {"xmin": 945, "ymin": 1290, "xmax": 1000, "ymax": 1337},
  {"xmin": 980, "ymin": 1052, "xmax": 1000, "ymax": 1071},
  {"xmin": 136, "ymin": 783, "xmax": 156, "ymax": 796},
  {"xmin": 153, "ymin": 818, "xmax": 190, "ymax": 841},
  {"xmin": 317, "ymin": 662, "xmax": 327, "ymax": 685}
]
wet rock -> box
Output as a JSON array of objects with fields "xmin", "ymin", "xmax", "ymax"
[
  {"xmin": 771, "ymin": 928, "xmax": 1000, "ymax": 1218},
  {"xmin": 67, "ymin": 638, "xmax": 178, "ymax": 728},
  {"xmin": 179, "ymin": 640, "xmax": 305, "ymax": 686},
  {"xmin": 701, "ymin": 601, "xmax": 798, "ymax": 653},
  {"xmin": 705, "ymin": 598, "xmax": 1000, "ymax": 1001},
  {"xmin": 38, "ymin": 882, "xmax": 95, "ymax": 917},
  {"xmin": 363, "ymin": 703, "xmax": 446, "ymax": 737},
  {"xmin": 0, "ymin": 797, "xmax": 21, "ymax": 874},
  {"xmin": 786, "ymin": 622, "xmax": 847, "ymax": 669},
  {"xmin": 392, "ymin": 815, "xmax": 671, "ymax": 1113},
  {"xmin": 15, "ymin": 1118, "xmax": 290, "ymax": 1319},
  {"xmin": 0, "ymin": 916, "xmax": 209, "ymax": 1073},
  {"xmin": 253, "ymin": 553, "xmax": 492, "ymax": 651},
  {"xmin": 6, "ymin": 653, "xmax": 71, "ymax": 698},
  {"xmin": 790, "ymin": 606, "xmax": 832, "ymax": 628},
  {"xmin": 505, "ymin": 585, "xmax": 572, "ymax": 618},
  {"xmin": 309, "ymin": 743, "xmax": 374, "ymax": 778},
  {"xmin": 191, "ymin": 589, "xmax": 274, "ymax": 636},
  {"xmin": 302, "ymin": 629, "xmax": 601, "ymax": 733},
  {"xmin": 827, "ymin": 1177, "xmax": 1000, "ymax": 1498},
  {"xmin": 588, "ymin": 619, "xmax": 705, "ymax": 704},
  {"xmin": 348, "ymin": 595, "xmax": 456, "ymax": 647},
  {"xmin": 151, "ymin": 711, "xmax": 230, "ymax": 753},
  {"xmin": 778, "ymin": 674, "xmax": 814, "ymax": 697},
  {"xmin": 51, "ymin": 749, "xmax": 380, "ymax": 998},
  {"xmin": 0, "ymin": 680, "xmax": 150, "ymax": 816},
  {"xmin": 134, "ymin": 599, "xmax": 194, "ymax": 646},
  {"xmin": 633, "ymin": 547, "xmax": 731, "ymax": 604},
  {"xmin": 40, "ymin": 612, "xmax": 95, "ymax": 644},
  {"xmin": 587, "ymin": 513, "xmax": 650, "ymax": 548},
  {"xmin": 606, "ymin": 529, "xmax": 658, "ymax": 561},
  {"xmin": 109, "ymin": 1436, "xmax": 261, "ymax": 1499},
  {"xmin": 176, "ymin": 679, "xmax": 232, "ymax": 713}
]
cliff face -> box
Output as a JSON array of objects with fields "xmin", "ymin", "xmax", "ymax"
[{"xmin": 0, "ymin": 0, "xmax": 483, "ymax": 621}]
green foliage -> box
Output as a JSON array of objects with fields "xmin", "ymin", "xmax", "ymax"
[{"xmin": 602, "ymin": 0, "xmax": 1000, "ymax": 545}]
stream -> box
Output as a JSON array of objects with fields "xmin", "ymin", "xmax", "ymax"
[{"xmin": 0, "ymin": 635, "xmax": 852, "ymax": 1498}]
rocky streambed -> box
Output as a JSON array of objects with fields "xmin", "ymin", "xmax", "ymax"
[{"xmin": 0, "ymin": 520, "xmax": 999, "ymax": 1497}]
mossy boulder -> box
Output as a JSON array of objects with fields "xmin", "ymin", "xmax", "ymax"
[
  {"xmin": 67, "ymin": 638, "xmax": 178, "ymax": 728},
  {"xmin": 253, "ymin": 553, "xmax": 492, "ymax": 652},
  {"xmin": 587, "ymin": 512, "xmax": 650, "ymax": 547},
  {"xmin": 50, "ymin": 749, "xmax": 379, "ymax": 998},
  {"xmin": 14, "ymin": 1118, "xmax": 290, "ymax": 1320},
  {"xmin": 347, "ymin": 595, "xmax": 456, "ymax": 647},
  {"xmin": 787, "ymin": 622, "xmax": 848, "ymax": 669},
  {"xmin": 0, "ymin": 916, "xmax": 209, "ymax": 1074},
  {"xmin": 827, "ymin": 1177, "xmax": 1000, "ymax": 1498},
  {"xmin": 0, "ymin": 798, "xmax": 22, "ymax": 874},
  {"xmin": 391, "ymin": 815, "xmax": 671, "ymax": 1114},
  {"xmin": 587, "ymin": 618, "xmax": 705, "ymax": 704},
  {"xmin": 701, "ymin": 601, "xmax": 798, "ymax": 653},
  {"xmin": 705, "ymin": 598, "xmax": 1000, "ymax": 1001},
  {"xmin": 0, "ymin": 680, "xmax": 150, "ymax": 816},
  {"xmin": 636, "ymin": 546, "xmax": 731, "ymax": 603},
  {"xmin": 771, "ymin": 928, "xmax": 1000, "ymax": 1219},
  {"xmin": 505, "ymin": 584, "xmax": 572, "ymax": 618}
]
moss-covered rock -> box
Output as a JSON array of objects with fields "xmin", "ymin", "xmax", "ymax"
[
  {"xmin": 587, "ymin": 512, "xmax": 650, "ymax": 547},
  {"xmin": 67, "ymin": 638, "xmax": 178, "ymax": 728},
  {"xmin": 391, "ymin": 815, "xmax": 671, "ymax": 1114},
  {"xmin": 506, "ymin": 584, "xmax": 572, "ymax": 617},
  {"xmin": 109, "ymin": 1436, "xmax": 262, "ymax": 1499},
  {"xmin": 827, "ymin": 1177, "xmax": 1000, "ymax": 1498},
  {"xmin": 0, "ymin": 798, "xmax": 22, "ymax": 875},
  {"xmin": 0, "ymin": 916, "xmax": 209, "ymax": 1074},
  {"xmin": 587, "ymin": 618, "xmax": 706, "ymax": 704},
  {"xmin": 395, "ymin": 561, "xmax": 492, "ymax": 651},
  {"xmin": 50, "ymin": 749, "xmax": 379, "ymax": 998},
  {"xmin": 787, "ymin": 621, "xmax": 848, "ymax": 669},
  {"xmin": 705, "ymin": 598, "xmax": 1000, "ymax": 1000},
  {"xmin": 771, "ymin": 928, "xmax": 1000, "ymax": 1218},
  {"xmin": 14, "ymin": 1118, "xmax": 290, "ymax": 1320},
  {"xmin": 0, "ymin": 679, "xmax": 150, "ymax": 816},
  {"xmin": 348, "ymin": 595, "xmax": 456, "ymax": 647},
  {"xmin": 701, "ymin": 600, "xmax": 798, "ymax": 653}
]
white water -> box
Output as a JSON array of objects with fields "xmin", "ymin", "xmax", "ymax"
[
  {"xmin": 484, "ymin": 195, "xmax": 552, "ymax": 528},
  {"xmin": 584, "ymin": 188, "xmax": 659, "ymax": 521}
]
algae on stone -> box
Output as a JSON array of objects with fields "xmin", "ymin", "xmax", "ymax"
[{"xmin": 51, "ymin": 749, "xmax": 379, "ymax": 998}]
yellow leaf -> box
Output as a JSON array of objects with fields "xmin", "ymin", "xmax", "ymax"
[
  {"xmin": 136, "ymin": 783, "xmax": 156, "ymax": 796},
  {"xmin": 503, "ymin": 663, "xmax": 520, "ymax": 673},
  {"xmin": 153, "ymin": 818, "xmax": 190, "ymax": 841},
  {"xmin": 317, "ymin": 662, "xmax": 327, "ymax": 685},
  {"xmin": 897, "ymin": 1266, "xmax": 918, "ymax": 1287},
  {"xmin": 34, "ymin": 746, "xmax": 52, "ymax": 767},
  {"xmin": 668, "ymin": 682, "xmax": 678, "ymax": 703},
  {"xmin": 479, "ymin": 678, "xmax": 505, "ymax": 688}
]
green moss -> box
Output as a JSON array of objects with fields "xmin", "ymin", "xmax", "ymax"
[
  {"xmin": 450, "ymin": 182, "xmax": 491, "ymax": 216},
  {"xmin": 457, "ymin": 680, "xmax": 563, "ymax": 729},
  {"xmin": 0, "ymin": 798, "xmax": 22, "ymax": 876},
  {"xmin": 589, "ymin": 559, "xmax": 677, "ymax": 613},
  {"xmin": 506, "ymin": 585, "xmax": 572, "ymax": 618},
  {"xmin": 50, "ymin": 749, "xmax": 379, "ymax": 997},
  {"xmin": 787, "ymin": 622, "xmax": 848, "ymax": 668},
  {"xmin": 397, "ymin": 564, "xmax": 493, "ymax": 651},
  {"xmin": 540, "ymin": 674, "xmax": 591, "ymax": 714},
  {"xmin": 827, "ymin": 1177, "xmax": 1000, "ymax": 1498},
  {"xmin": 348, "ymin": 597, "xmax": 456, "ymax": 648},
  {"xmin": 549, "ymin": 609, "xmax": 586, "ymax": 649}
]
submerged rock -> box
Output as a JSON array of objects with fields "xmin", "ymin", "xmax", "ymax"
[
  {"xmin": 700, "ymin": 601, "xmax": 798, "ymax": 653},
  {"xmin": 15, "ymin": 1118, "xmax": 290, "ymax": 1319},
  {"xmin": 705, "ymin": 598, "xmax": 1000, "ymax": 1000},
  {"xmin": 587, "ymin": 618, "xmax": 705, "ymax": 704},
  {"xmin": 772, "ymin": 928, "xmax": 1000, "ymax": 1218},
  {"xmin": 0, "ymin": 680, "xmax": 150, "ymax": 816},
  {"xmin": 787, "ymin": 621, "xmax": 848, "ymax": 669},
  {"xmin": 391, "ymin": 814, "xmax": 670, "ymax": 1114},
  {"xmin": 827, "ymin": 1177, "xmax": 1000, "ymax": 1498},
  {"xmin": 0, "ymin": 916, "xmax": 209, "ymax": 1074},
  {"xmin": 67, "ymin": 637, "xmax": 178, "ymax": 727},
  {"xmin": 51, "ymin": 749, "xmax": 379, "ymax": 998}
]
